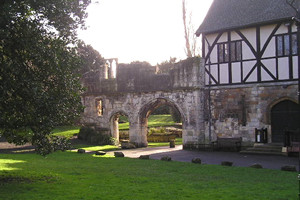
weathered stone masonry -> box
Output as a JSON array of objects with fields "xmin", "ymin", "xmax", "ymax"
[
  {"xmin": 205, "ymin": 82, "xmax": 298, "ymax": 144},
  {"xmin": 81, "ymin": 58, "xmax": 206, "ymax": 148}
]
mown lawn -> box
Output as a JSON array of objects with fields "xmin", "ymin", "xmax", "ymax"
[
  {"xmin": 0, "ymin": 152, "xmax": 297, "ymax": 200},
  {"xmin": 119, "ymin": 114, "xmax": 180, "ymax": 130}
]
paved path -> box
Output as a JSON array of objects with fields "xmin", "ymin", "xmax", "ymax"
[{"xmin": 107, "ymin": 145, "xmax": 299, "ymax": 170}]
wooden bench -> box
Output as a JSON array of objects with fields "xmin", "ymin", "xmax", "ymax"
[{"xmin": 212, "ymin": 137, "xmax": 242, "ymax": 152}]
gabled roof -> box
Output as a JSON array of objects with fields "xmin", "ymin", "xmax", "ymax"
[{"xmin": 196, "ymin": 0, "xmax": 296, "ymax": 35}]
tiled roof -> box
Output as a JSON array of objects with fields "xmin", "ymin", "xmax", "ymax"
[{"xmin": 196, "ymin": 0, "xmax": 296, "ymax": 35}]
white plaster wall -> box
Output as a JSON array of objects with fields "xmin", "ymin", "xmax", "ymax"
[
  {"xmin": 240, "ymin": 27, "xmax": 257, "ymax": 51},
  {"xmin": 275, "ymin": 24, "xmax": 288, "ymax": 34},
  {"xmin": 232, "ymin": 63, "xmax": 241, "ymax": 83},
  {"xmin": 260, "ymin": 24, "xmax": 276, "ymax": 49},
  {"xmin": 242, "ymin": 61, "xmax": 257, "ymax": 82},
  {"xmin": 261, "ymin": 59, "xmax": 276, "ymax": 81},
  {"xmin": 293, "ymin": 56, "xmax": 299, "ymax": 79},
  {"xmin": 278, "ymin": 57, "xmax": 289, "ymax": 80},
  {"xmin": 219, "ymin": 64, "xmax": 229, "ymax": 84}
]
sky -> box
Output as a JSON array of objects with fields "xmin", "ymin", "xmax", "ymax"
[{"xmin": 78, "ymin": 0, "xmax": 213, "ymax": 65}]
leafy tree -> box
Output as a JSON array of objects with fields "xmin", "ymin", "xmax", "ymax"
[
  {"xmin": 77, "ymin": 41, "xmax": 105, "ymax": 74},
  {"xmin": 0, "ymin": 0, "xmax": 91, "ymax": 155},
  {"xmin": 156, "ymin": 57, "xmax": 177, "ymax": 74}
]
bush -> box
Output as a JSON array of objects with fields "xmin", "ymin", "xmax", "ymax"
[
  {"xmin": 78, "ymin": 126, "xmax": 116, "ymax": 145},
  {"xmin": 34, "ymin": 135, "xmax": 71, "ymax": 156},
  {"xmin": 148, "ymin": 127, "xmax": 166, "ymax": 136}
]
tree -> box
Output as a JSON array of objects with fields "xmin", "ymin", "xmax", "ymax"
[
  {"xmin": 182, "ymin": 0, "xmax": 198, "ymax": 58},
  {"xmin": 77, "ymin": 41, "xmax": 106, "ymax": 74},
  {"xmin": 0, "ymin": 0, "xmax": 91, "ymax": 155},
  {"xmin": 156, "ymin": 57, "xmax": 177, "ymax": 74}
]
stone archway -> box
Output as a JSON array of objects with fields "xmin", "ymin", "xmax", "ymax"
[
  {"xmin": 137, "ymin": 98, "xmax": 186, "ymax": 147},
  {"xmin": 110, "ymin": 111, "xmax": 129, "ymax": 144},
  {"xmin": 270, "ymin": 100, "xmax": 299, "ymax": 143}
]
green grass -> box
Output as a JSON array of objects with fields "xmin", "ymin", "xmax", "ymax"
[
  {"xmin": 0, "ymin": 152, "xmax": 297, "ymax": 200},
  {"xmin": 148, "ymin": 138, "xmax": 183, "ymax": 147},
  {"xmin": 72, "ymin": 145, "xmax": 120, "ymax": 152},
  {"xmin": 119, "ymin": 114, "xmax": 180, "ymax": 130},
  {"xmin": 52, "ymin": 126, "xmax": 80, "ymax": 139}
]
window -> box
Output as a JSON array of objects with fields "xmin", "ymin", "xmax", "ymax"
[
  {"xmin": 276, "ymin": 33, "xmax": 297, "ymax": 56},
  {"xmin": 218, "ymin": 41, "xmax": 242, "ymax": 63},
  {"xmin": 96, "ymin": 99, "xmax": 103, "ymax": 116}
]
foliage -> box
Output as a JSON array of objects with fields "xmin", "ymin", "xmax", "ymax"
[
  {"xmin": 77, "ymin": 41, "xmax": 105, "ymax": 74},
  {"xmin": 148, "ymin": 127, "xmax": 166, "ymax": 136},
  {"xmin": 0, "ymin": 152, "xmax": 297, "ymax": 199},
  {"xmin": 0, "ymin": 0, "xmax": 90, "ymax": 155},
  {"xmin": 78, "ymin": 127, "xmax": 115, "ymax": 145},
  {"xmin": 156, "ymin": 57, "xmax": 177, "ymax": 74}
]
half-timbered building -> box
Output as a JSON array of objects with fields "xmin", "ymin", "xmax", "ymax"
[{"xmin": 196, "ymin": 0, "xmax": 299, "ymax": 146}]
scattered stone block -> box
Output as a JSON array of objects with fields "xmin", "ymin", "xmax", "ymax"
[
  {"xmin": 139, "ymin": 155, "xmax": 150, "ymax": 160},
  {"xmin": 114, "ymin": 152, "xmax": 125, "ymax": 157},
  {"xmin": 95, "ymin": 151, "xmax": 106, "ymax": 156},
  {"xmin": 191, "ymin": 158, "xmax": 202, "ymax": 164},
  {"xmin": 77, "ymin": 149, "xmax": 85, "ymax": 154},
  {"xmin": 250, "ymin": 163, "xmax": 263, "ymax": 169},
  {"xmin": 281, "ymin": 165, "xmax": 297, "ymax": 172},
  {"xmin": 221, "ymin": 161, "xmax": 233, "ymax": 166},
  {"xmin": 161, "ymin": 156, "xmax": 172, "ymax": 161}
]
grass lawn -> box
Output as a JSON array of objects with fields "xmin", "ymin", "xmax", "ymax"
[
  {"xmin": 0, "ymin": 152, "xmax": 297, "ymax": 200},
  {"xmin": 119, "ymin": 114, "xmax": 180, "ymax": 130},
  {"xmin": 52, "ymin": 126, "xmax": 80, "ymax": 139}
]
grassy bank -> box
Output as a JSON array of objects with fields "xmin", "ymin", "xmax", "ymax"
[
  {"xmin": 0, "ymin": 152, "xmax": 297, "ymax": 200},
  {"xmin": 119, "ymin": 114, "xmax": 180, "ymax": 130}
]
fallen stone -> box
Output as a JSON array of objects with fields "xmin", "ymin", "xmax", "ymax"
[
  {"xmin": 139, "ymin": 155, "xmax": 150, "ymax": 160},
  {"xmin": 161, "ymin": 156, "xmax": 172, "ymax": 161},
  {"xmin": 221, "ymin": 161, "xmax": 233, "ymax": 166},
  {"xmin": 114, "ymin": 152, "xmax": 125, "ymax": 157},
  {"xmin": 95, "ymin": 151, "xmax": 106, "ymax": 156},
  {"xmin": 250, "ymin": 163, "xmax": 263, "ymax": 169},
  {"xmin": 281, "ymin": 165, "xmax": 297, "ymax": 172},
  {"xmin": 77, "ymin": 149, "xmax": 85, "ymax": 154},
  {"xmin": 191, "ymin": 158, "xmax": 202, "ymax": 164}
]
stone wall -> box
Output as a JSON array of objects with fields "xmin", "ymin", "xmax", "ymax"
[
  {"xmin": 80, "ymin": 57, "xmax": 205, "ymax": 148},
  {"xmin": 204, "ymin": 81, "xmax": 298, "ymax": 144}
]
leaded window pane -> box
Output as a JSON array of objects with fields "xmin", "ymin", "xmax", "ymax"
[
  {"xmin": 236, "ymin": 41, "xmax": 242, "ymax": 61},
  {"xmin": 230, "ymin": 42, "xmax": 236, "ymax": 61},
  {"xmin": 292, "ymin": 33, "xmax": 297, "ymax": 55},
  {"xmin": 277, "ymin": 36, "xmax": 283, "ymax": 56},
  {"xmin": 284, "ymin": 34, "xmax": 290, "ymax": 56},
  {"xmin": 224, "ymin": 43, "xmax": 229, "ymax": 62},
  {"xmin": 218, "ymin": 44, "xmax": 224, "ymax": 63}
]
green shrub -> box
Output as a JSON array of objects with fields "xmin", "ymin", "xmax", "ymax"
[
  {"xmin": 34, "ymin": 135, "xmax": 71, "ymax": 156},
  {"xmin": 78, "ymin": 126, "xmax": 115, "ymax": 145}
]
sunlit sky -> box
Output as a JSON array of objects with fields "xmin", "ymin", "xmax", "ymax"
[{"xmin": 78, "ymin": 0, "xmax": 213, "ymax": 65}]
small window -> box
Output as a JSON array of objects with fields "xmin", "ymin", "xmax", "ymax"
[
  {"xmin": 276, "ymin": 33, "xmax": 297, "ymax": 57},
  {"xmin": 217, "ymin": 41, "xmax": 242, "ymax": 63},
  {"xmin": 292, "ymin": 34, "xmax": 297, "ymax": 55},
  {"xmin": 96, "ymin": 99, "xmax": 103, "ymax": 116}
]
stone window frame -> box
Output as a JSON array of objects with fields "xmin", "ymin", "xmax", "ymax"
[{"xmin": 95, "ymin": 99, "xmax": 104, "ymax": 117}]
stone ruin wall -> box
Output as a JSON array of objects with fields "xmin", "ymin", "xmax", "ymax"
[
  {"xmin": 80, "ymin": 57, "xmax": 298, "ymax": 147},
  {"xmin": 205, "ymin": 82, "xmax": 298, "ymax": 145},
  {"xmin": 80, "ymin": 58, "xmax": 206, "ymax": 147}
]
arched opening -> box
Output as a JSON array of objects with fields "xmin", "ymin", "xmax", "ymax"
[
  {"xmin": 110, "ymin": 111, "xmax": 129, "ymax": 144},
  {"xmin": 139, "ymin": 98, "xmax": 184, "ymax": 146},
  {"xmin": 271, "ymin": 100, "xmax": 299, "ymax": 143}
]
